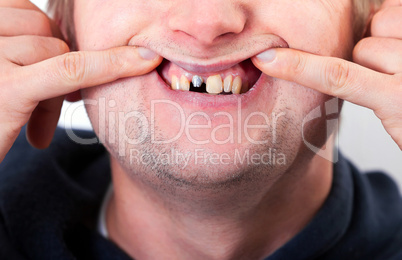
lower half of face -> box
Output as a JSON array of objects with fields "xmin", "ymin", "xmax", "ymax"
[{"xmin": 77, "ymin": 0, "xmax": 354, "ymax": 188}]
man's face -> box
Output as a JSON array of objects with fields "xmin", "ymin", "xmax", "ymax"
[{"xmin": 75, "ymin": 0, "xmax": 354, "ymax": 186}]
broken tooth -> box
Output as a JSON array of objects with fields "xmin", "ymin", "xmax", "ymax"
[
  {"xmin": 180, "ymin": 75, "xmax": 190, "ymax": 91},
  {"xmin": 171, "ymin": 75, "xmax": 181, "ymax": 90},
  {"xmin": 206, "ymin": 75, "xmax": 223, "ymax": 94},
  {"xmin": 232, "ymin": 76, "xmax": 242, "ymax": 94},
  {"xmin": 192, "ymin": 75, "xmax": 203, "ymax": 88},
  {"xmin": 223, "ymin": 75, "xmax": 233, "ymax": 93},
  {"xmin": 173, "ymin": 74, "xmax": 243, "ymax": 94}
]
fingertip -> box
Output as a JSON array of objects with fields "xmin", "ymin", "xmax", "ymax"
[
  {"xmin": 137, "ymin": 47, "xmax": 158, "ymax": 60},
  {"xmin": 252, "ymin": 48, "xmax": 287, "ymax": 76},
  {"xmin": 26, "ymin": 121, "xmax": 53, "ymax": 149},
  {"xmin": 136, "ymin": 47, "xmax": 163, "ymax": 69},
  {"xmin": 58, "ymin": 39, "xmax": 71, "ymax": 54},
  {"xmin": 116, "ymin": 46, "xmax": 163, "ymax": 76},
  {"xmin": 149, "ymin": 53, "xmax": 164, "ymax": 68},
  {"xmin": 352, "ymin": 38, "xmax": 369, "ymax": 65},
  {"xmin": 26, "ymin": 98, "xmax": 64, "ymax": 150},
  {"xmin": 133, "ymin": 47, "xmax": 163, "ymax": 74},
  {"xmin": 255, "ymin": 49, "xmax": 277, "ymax": 63},
  {"xmin": 251, "ymin": 56, "xmax": 269, "ymax": 75}
]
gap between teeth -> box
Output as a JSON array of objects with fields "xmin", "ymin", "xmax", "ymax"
[{"xmin": 171, "ymin": 74, "xmax": 243, "ymax": 95}]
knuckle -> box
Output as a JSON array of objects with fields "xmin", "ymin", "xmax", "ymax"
[
  {"xmin": 370, "ymin": 9, "xmax": 387, "ymax": 36},
  {"xmin": 324, "ymin": 60, "xmax": 352, "ymax": 95},
  {"xmin": 0, "ymin": 0, "xmax": 25, "ymax": 7},
  {"xmin": 25, "ymin": 35, "xmax": 47, "ymax": 51},
  {"xmin": 352, "ymin": 37, "xmax": 373, "ymax": 62},
  {"xmin": 58, "ymin": 52, "xmax": 86, "ymax": 83},
  {"xmin": 353, "ymin": 38, "xmax": 369, "ymax": 54},
  {"xmin": 106, "ymin": 49, "xmax": 125, "ymax": 72},
  {"xmin": 28, "ymin": 10, "xmax": 52, "ymax": 36},
  {"xmin": 352, "ymin": 42, "xmax": 363, "ymax": 62},
  {"xmin": 44, "ymin": 37, "xmax": 70, "ymax": 54},
  {"xmin": 57, "ymin": 39, "xmax": 70, "ymax": 54},
  {"xmin": 291, "ymin": 52, "xmax": 307, "ymax": 77},
  {"xmin": 29, "ymin": 36, "xmax": 69, "ymax": 55}
]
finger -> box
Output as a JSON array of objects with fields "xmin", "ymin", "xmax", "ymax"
[
  {"xmin": 252, "ymin": 48, "xmax": 392, "ymax": 111},
  {"xmin": 26, "ymin": 96, "xmax": 64, "ymax": 149},
  {"xmin": 371, "ymin": 6, "xmax": 402, "ymax": 39},
  {"xmin": 0, "ymin": 123, "xmax": 20, "ymax": 162},
  {"xmin": 16, "ymin": 46, "xmax": 163, "ymax": 102},
  {"xmin": 0, "ymin": 0, "xmax": 63, "ymax": 39},
  {"xmin": 353, "ymin": 37, "xmax": 402, "ymax": 74},
  {"xmin": 0, "ymin": 8, "xmax": 52, "ymax": 36},
  {"xmin": 381, "ymin": 0, "xmax": 402, "ymax": 9},
  {"xmin": 0, "ymin": 0, "xmax": 43, "ymax": 10},
  {"xmin": 0, "ymin": 36, "xmax": 69, "ymax": 66}
]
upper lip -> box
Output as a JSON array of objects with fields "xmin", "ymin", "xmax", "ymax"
[{"xmin": 151, "ymin": 35, "xmax": 289, "ymax": 74}]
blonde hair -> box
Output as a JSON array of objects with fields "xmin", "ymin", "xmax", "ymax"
[
  {"xmin": 48, "ymin": 0, "xmax": 384, "ymax": 50},
  {"xmin": 353, "ymin": 0, "xmax": 383, "ymax": 39},
  {"xmin": 48, "ymin": 0, "xmax": 76, "ymax": 49}
]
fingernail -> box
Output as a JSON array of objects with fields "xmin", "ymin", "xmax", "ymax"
[
  {"xmin": 256, "ymin": 49, "xmax": 276, "ymax": 63},
  {"xmin": 138, "ymin": 47, "xmax": 158, "ymax": 60}
]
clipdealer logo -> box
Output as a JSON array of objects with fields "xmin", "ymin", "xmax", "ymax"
[
  {"xmin": 129, "ymin": 147, "xmax": 286, "ymax": 169},
  {"xmin": 302, "ymin": 97, "xmax": 340, "ymax": 163},
  {"xmin": 63, "ymin": 97, "xmax": 286, "ymax": 155},
  {"xmin": 62, "ymin": 97, "xmax": 339, "ymax": 163}
]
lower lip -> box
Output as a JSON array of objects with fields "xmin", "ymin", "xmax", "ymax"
[{"xmin": 152, "ymin": 65, "xmax": 275, "ymax": 111}]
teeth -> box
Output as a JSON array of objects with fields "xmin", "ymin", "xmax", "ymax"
[
  {"xmin": 192, "ymin": 75, "xmax": 203, "ymax": 88},
  {"xmin": 206, "ymin": 75, "xmax": 223, "ymax": 94},
  {"xmin": 223, "ymin": 75, "xmax": 233, "ymax": 93},
  {"xmin": 171, "ymin": 75, "xmax": 181, "ymax": 90},
  {"xmin": 180, "ymin": 75, "xmax": 190, "ymax": 91},
  {"xmin": 232, "ymin": 76, "xmax": 242, "ymax": 94},
  {"xmin": 171, "ymin": 74, "xmax": 245, "ymax": 95}
]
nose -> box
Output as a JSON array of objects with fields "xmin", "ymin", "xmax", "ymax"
[{"xmin": 168, "ymin": 0, "xmax": 246, "ymax": 45}]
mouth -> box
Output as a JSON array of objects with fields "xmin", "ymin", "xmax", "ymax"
[{"xmin": 157, "ymin": 58, "xmax": 262, "ymax": 96}]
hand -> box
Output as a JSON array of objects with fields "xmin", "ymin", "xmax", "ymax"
[
  {"xmin": 252, "ymin": 0, "xmax": 402, "ymax": 149},
  {"xmin": 0, "ymin": 0, "xmax": 162, "ymax": 162}
]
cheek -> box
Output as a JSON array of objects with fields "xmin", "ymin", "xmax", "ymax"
[
  {"xmin": 274, "ymin": 83, "xmax": 335, "ymax": 149},
  {"xmin": 81, "ymin": 78, "xmax": 146, "ymax": 138},
  {"xmin": 74, "ymin": 0, "xmax": 159, "ymax": 50},
  {"xmin": 258, "ymin": 1, "xmax": 354, "ymax": 59},
  {"xmin": 81, "ymin": 75, "xmax": 184, "ymax": 144},
  {"xmin": 300, "ymin": 4, "xmax": 354, "ymax": 59}
]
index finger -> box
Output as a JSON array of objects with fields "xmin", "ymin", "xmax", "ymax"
[
  {"xmin": 0, "ymin": 0, "xmax": 41, "ymax": 9},
  {"xmin": 0, "ymin": 0, "xmax": 63, "ymax": 39},
  {"xmin": 251, "ymin": 48, "xmax": 392, "ymax": 111},
  {"xmin": 15, "ymin": 46, "xmax": 162, "ymax": 102},
  {"xmin": 381, "ymin": 0, "xmax": 402, "ymax": 9}
]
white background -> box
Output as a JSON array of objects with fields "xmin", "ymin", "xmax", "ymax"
[{"xmin": 32, "ymin": 0, "xmax": 402, "ymax": 189}]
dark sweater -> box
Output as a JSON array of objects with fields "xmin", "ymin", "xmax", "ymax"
[{"xmin": 0, "ymin": 128, "xmax": 401, "ymax": 260}]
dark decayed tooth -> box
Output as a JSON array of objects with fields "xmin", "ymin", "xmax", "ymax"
[
  {"xmin": 190, "ymin": 82, "xmax": 206, "ymax": 93},
  {"xmin": 192, "ymin": 75, "xmax": 203, "ymax": 88}
]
